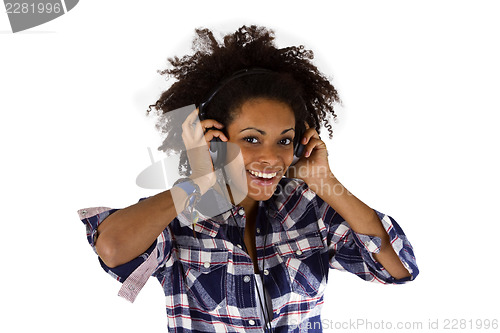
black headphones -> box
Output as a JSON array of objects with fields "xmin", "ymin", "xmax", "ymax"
[{"xmin": 198, "ymin": 68, "xmax": 306, "ymax": 169}]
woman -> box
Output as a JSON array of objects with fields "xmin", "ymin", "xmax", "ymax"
[{"xmin": 78, "ymin": 25, "xmax": 418, "ymax": 332}]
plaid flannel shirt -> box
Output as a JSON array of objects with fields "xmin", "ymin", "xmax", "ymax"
[{"xmin": 77, "ymin": 178, "xmax": 418, "ymax": 333}]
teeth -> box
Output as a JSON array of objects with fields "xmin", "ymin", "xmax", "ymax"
[{"xmin": 248, "ymin": 170, "xmax": 277, "ymax": 179}]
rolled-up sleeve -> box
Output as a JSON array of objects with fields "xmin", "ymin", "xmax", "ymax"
[
  {"xmin": 77, "ymin": 199, "xmax": 173, "ymax": 302},
  {"xmin": 320, "ymin": 201, "xmax": 419, "ymax": 284}
]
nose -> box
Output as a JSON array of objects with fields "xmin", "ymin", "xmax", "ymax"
[{"xmin": 257, "ymin": 143, "xmax": 282, "ymax": 166}]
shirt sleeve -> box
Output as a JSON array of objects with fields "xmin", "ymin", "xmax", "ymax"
[
  {"xmin": 317, "ymin": 198, "xmax": 419, "ymax": 284},
  {"xmin": 77, "ymin": 198, "xmax": 173, "ymax": 302}
]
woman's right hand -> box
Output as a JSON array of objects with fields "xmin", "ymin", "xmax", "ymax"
[{"xmin": 181, "ymin": 109, "xmax": 228, "ymax": 194}]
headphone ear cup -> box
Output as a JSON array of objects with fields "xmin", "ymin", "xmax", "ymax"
[
  {"xmin": 199, "ymin": 107, "xmax": 227, "ymax": 170},
  {"xmin": 291, "ymin": 124, "xmax": 306, "ymax": 165},
  {"xmin": 291, "ymin": 141, "xmax": 305, "ymax": 166},
  {"xmin": 209, "ymin": 137, "xmax": 226, "ymax": 169},
  {"xmin": 294, "ymin": 141, "xmax": 305, "ymax": 159}
]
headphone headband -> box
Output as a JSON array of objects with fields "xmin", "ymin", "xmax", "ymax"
[{"xmin": 198, "ymin": 68, "xmax": 273, "ymax": 117}]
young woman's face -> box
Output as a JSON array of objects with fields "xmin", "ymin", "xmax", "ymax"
[{"xmin": 225, "ymin": 98, "xmax": 296, "ymax": 202}]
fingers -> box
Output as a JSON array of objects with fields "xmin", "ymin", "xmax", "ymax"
[
  {"xmin": 204, "ymin": 129, "xmax": 228, "ymax": 142},
  {"xmin": 183, "ymin": 108, "xmax": 201, "ymax": 129},
  {"xmin": 299, "ymin": 128, "xmax": 325, "ymax": 158},
  {"xmin": 201, "ymin": 118, "xmax": 223, "ymax": 130},
  {"xmin": 299, "ymin": 127, "xmax": 320, "ymax": 146},
  {"xmin": 182, "ymin": 109, "xmax": 203, "ymax": 135},
  {"xmin": 200, "ymin": 118, "xmax": 227, "ymax": 142},
  {"xmin": 182, "ymin": 109, "xmax": 227, "ymax": 142},
  {"xmin": 184, "ymin": 108, "xmax": 225, "ymax": 134},
  {"xmin": 304, "ymin": 137, "xmax": 327, "ymax": 157}
]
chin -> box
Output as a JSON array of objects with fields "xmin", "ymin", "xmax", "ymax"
[
  {"xmin": 245, "ymin": 178, "xmax": 280, "ymax": 201},
  {"xmin": 246, "ymin": 190, "xmax": 275, "ymax": 202},
  {"xmin": 229, "ymin": 171, "xmax": 283, "ymax": 203}
]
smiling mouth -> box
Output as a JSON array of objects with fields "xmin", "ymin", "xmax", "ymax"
[
  {"xmin": 247, "ymin": 169, "xmax": 278, "ymax": 178},
  {"xmin": 246, "ymin": 169, "xmax": 281, "ymax": 185}
]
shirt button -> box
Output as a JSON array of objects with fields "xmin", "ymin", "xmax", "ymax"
[
  {"xmin": 296, "ymin": 250, "xmax": 303, "ymax": 256},
  {"xmin": 263, "ymin": 269, "xmax": 269, "ymax": 276},
  {"xmin": 248, "ymin": 319, "xmax": 256, "ymax": 326},
  {"xmin": 243, "ymin": 275, "xmax": 251, "ymax": 283},
  {"xmin": 238, "ymin": 208, "xmax": 245, "ymax": 216},
  {"xmin": 203, "ymin": 262, "xmax": 211, "ymax": 269},
  {"xmin": 256, "ymin": 228, "xmax": 261, "ymax": 234},
  {"xmin": 237, "ymin": 244, "xmax": 242, "ymax": 249},
  {"xmin": 81, "ymin": 209, "xmax": 87, "ymax": 216}
]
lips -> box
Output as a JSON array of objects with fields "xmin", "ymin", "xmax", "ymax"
[
  {"xmin": 246, "ymin": 169, "xmax": 280, "ymax": 185},
  {"xmin": 247, "ymin": 169, "xmax": 278, "ymax": 178}
]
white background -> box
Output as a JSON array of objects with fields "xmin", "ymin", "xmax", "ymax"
[{"xmin": 1, "ymin": 1, "xmax": 499, "ymax": 332}]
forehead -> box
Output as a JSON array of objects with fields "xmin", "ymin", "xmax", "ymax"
[{"xmin": 230, "ymin": 98, "xmax": 296, "ymax": 129}]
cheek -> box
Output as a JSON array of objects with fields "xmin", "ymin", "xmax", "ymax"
[
  {"xmin": 287, "ymin": 148, "xmax": 295, "ymax": 163},
  {"xmin": 239, "ymin": 147, "xmax": 294, "ymax": 166},
  {"xmin": 282, "ymin": 148, "xmax": 294, "ymax": 167},
  {"xmin": 238, "ymin": 147, "xmax": 253, "ymax": 166}
]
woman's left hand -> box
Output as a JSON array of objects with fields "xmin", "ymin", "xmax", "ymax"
[{"xmin": 285, "ymin": 126, "xmax": 334, "ymax": 189}]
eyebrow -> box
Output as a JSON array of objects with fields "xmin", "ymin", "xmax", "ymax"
[{"xmin": 240, "ymin": 127, "xmax": 295, "ymax": 135}]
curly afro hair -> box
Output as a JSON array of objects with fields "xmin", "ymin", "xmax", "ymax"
[{"xmin": 148, "ymin": 25, "xmax": 341, "ymax": 176}]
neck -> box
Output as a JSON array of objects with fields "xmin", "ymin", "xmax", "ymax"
[
  {"xmin": 238, "ymin": 196, "xmax": 258, "ymax": 217},
  {"xmin": 223, "ymin": 184, "xmax": 258, "ymax": 215}
]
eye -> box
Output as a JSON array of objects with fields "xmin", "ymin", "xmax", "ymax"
[
  {"xmin": 242, "ymin": 136, "xmax": 258, "ymax": 144},
  {"xmin": 279, "ymin": 138, "xmax": 293, "ymax": 145}
]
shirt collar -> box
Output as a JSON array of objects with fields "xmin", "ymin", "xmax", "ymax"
[{"xmin": 185, "ymin": 178, "xmax": 307, "ymax": 235}]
